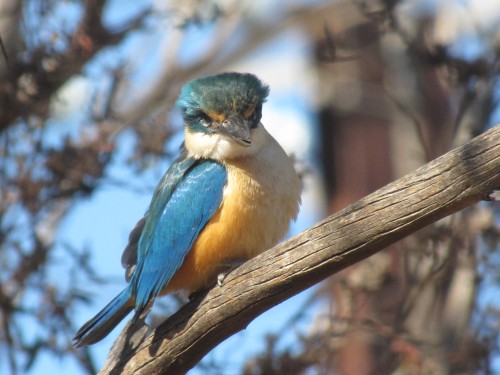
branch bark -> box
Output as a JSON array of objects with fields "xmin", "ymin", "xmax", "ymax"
[{"xmin": 100, "ymin": 125, "xmax": 500, "ymax": 374}]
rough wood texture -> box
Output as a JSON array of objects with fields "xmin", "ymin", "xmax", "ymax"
[{"xmin": 99, "ymin": 125, "xmax": 500, "ymax": 375}]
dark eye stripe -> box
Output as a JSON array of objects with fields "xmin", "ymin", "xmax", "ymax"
[{"xmin": 200, "ymin": 112, "xmax": 212, "ymax": 124}]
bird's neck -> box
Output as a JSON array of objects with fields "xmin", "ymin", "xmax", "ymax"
[{"xmin": 184, "ymin": 123, "xmax": 268, "ymax": 161}]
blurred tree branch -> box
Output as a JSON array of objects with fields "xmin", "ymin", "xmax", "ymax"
[
  {"xmin": 100, "ymin": 126, "xmax": 499, "ymax": 374},
  {"xmin": 0, "ymin": 0, "xmax": 150, "ymax": 131}
]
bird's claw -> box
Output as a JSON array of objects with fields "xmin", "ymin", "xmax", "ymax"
[
  {"xmin": 216, "ymin": 259, "xmax": 245, "ymax": 287},
  {"xmin": 217, "ymin": 272, "xmax": 227, "ymax": 286}
]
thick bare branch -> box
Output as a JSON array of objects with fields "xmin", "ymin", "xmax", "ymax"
[{"xmin": 100, "ymin": 125, "xmax": 500, "ymax": 374}]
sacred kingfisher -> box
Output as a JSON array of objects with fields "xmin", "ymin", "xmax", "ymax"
[{"xmin": 74, "ymin": 72, "xmax": 301, "ymax": 347}]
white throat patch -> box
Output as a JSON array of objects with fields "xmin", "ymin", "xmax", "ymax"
[{"xmin": 184, "ymin": 123, "xmax": 269, "ymax": 160}]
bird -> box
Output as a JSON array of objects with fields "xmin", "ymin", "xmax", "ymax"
[{"xmin": 73, "ymin": 72, "xmax": 301, "ymax": 347}]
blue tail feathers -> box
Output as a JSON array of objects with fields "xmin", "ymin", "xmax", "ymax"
[{"xmin": 73, "ymin": 289, "xmax": 133, "ymax": 347}]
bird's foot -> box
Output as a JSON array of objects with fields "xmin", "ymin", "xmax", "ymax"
[
  {"xmin": 217, "ymin": 259, "xmax": 245, "ymax": 286},
  {"xmin": 217, "ymin": 273, "xmax": 227, "ymax": 286}
]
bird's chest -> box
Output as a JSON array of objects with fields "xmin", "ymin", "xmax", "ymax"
[
  {"xmin": 195, "ymin": 162, "xmax": 288, "ymax": 261},
  {"xmin": 188, "ymin": 158, "xmax": 295, "ymax": 278},
  {"xmin": 166, "ymin": 164, "xmax": 284, "ymax": 292},
  {"xmin": 220, "ymin": 165, "xmax": 281, "ymax": 255},
  {"xmin": 167, "ymin": 144, "xmax": 300, "ymax": 293}
]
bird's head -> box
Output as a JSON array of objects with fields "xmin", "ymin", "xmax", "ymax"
[{"xmin": 177, "ymin": 72, "xmax": 270, "ymax": 160}]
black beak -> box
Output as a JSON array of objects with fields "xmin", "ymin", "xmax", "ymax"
[{"xmin": 219, "ymin": 114, "xmax": 252, "ymax": 147}]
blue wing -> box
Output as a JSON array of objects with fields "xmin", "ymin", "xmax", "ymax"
[{"xmin": 129, "ymin": 155, "xmax": 227, "ymax": 316}]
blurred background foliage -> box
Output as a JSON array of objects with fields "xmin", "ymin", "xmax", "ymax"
[{"xmin": 0, "ymin": 0, "xmax": 499, "ymax": 374}]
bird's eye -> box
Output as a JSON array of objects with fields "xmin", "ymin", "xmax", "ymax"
[
  {"xmin": 199, "ymin": 112, "xmax": 212, "ymax": 127},
  {"xmin": 250, "ymin": 103, "xmax": 262, "ymax": 127}
]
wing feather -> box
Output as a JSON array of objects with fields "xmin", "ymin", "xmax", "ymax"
[{"xmin": 129, "ymin": 157, "xmax": 227, "ymax": 314}]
